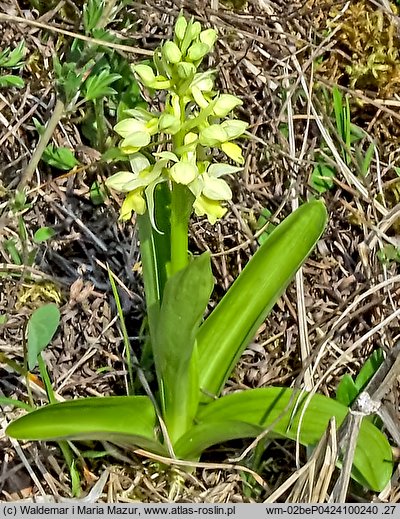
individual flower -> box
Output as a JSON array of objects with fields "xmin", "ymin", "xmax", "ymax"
[
  {"xmin": 212, "ymin": 94, "xmax": 242, "ymax": 118},
  {"xmin": 105, "ymin": 153, "xmax": 168, "ymax": 221},
  {"xmin": 156, "ymin": 133, "xmax": 199, "ymax": 185},
  {"xmin": 188, "ymin": 162, "xmax": 242, "ymax": 224},
  {"xmin": 193, "ymin": 196, "xmax": 227, "ymax": 224},
  {"xmin": 114, "ymin": 111, "xmax": 159, "ymax": 154},
  {"xmin": 199, "ymin": 120, "xmax": 248, "ymax": 164},
  {"xmin": 120, "ymin": 189, "xmax": 146, "ymax": 219}
]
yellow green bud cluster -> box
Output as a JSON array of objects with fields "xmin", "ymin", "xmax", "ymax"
[{"xmin": 106, "ymin": 15, "xmax": 248, "ymax": 225}]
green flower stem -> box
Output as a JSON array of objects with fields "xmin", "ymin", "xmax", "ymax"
[
  {"xmin": 167, "ymin": 94, "xmax": 194, "ymax": 277},
  {"xmin": 169, "ymin": 183, "xmax": 191, "ymax": 276}
]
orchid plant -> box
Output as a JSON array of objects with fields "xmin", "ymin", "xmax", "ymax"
[{"xmin": 7, "ymin": 15, "xmax": 393, "ymax": 495}]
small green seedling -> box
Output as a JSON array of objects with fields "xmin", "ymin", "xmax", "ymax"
[
  {"xmin": 41, "ymin": 144, "xmax": 80, "ymax": 171},
  {"xmin": 7, "ymin": 16, "xmax": 393, "ymax": 494},
  {"xmin": 311, "ymin": 87, "xmax": 376, "ymax": 193},
  {"xmin": 0, "ymin": 41, "xmax": 25, "ymax": 89},
  {"xmin": 1, "ymin": 191, "xmax": 56, "ymax": 269},
  {"xmin": 311, "ymin": 160, "xmax": 335, "ymax": 194},
  {"xmin": 26, "ymin": 303, "xmax": 60, "ymax": 371},
  {"xmin": 377, "ymin": 244, "xmax": 400, "ymax": 266},
  {"xmin": 2, "ymin": 304, "xmax": 81, "ymax": 495}
]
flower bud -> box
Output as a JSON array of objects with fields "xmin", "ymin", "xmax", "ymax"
[
  {"xmin": 191, "ymin": 85, "xmax": 209, "ymax": 109},
  {"xmin": 202, "ymin": 175, "xmax": 232, "ymax": 201},
  {"xmin": 187, "ymin": 42, "xmax": 209, "ymax": 62},
  {"xmin": 221, "ymin": 119, "xmax": 248, "ymax": 140},
  {"xmin": 174, "ymin": 15, "xmax": 187, "ymax": 41},
  {"xmin": 200, "ymin": 28, "xmax": 217, "ymax": 48},
  {"xmin": 162, "ymin": 41, "xmax": 182, "ymax": 64},
  {"xmin": 213, "ymin": 94, "xmax": 242, "ymax": 117},
  {"xmin": 158, "ymin": 113, "xmax": 181, "ymax": 134},
  {"xmin": 106, "ymin": 171, "xmax": 136, "ymax": 192},
  {"xmin": 114, "ymin": 118, "xmax": 146, "ymax": 138},
  {"xmin": 177, "ymin": 62, "xmax": 196, "ymax": 79},
  {"xmin": 133, "ymin": 64, "xmax": 156, "ymax": 86},
  {"xmin": 199, "ymin": 124, "xmax": 227, "ymax": 146},
  {"xmin": 188, "ymin": 21, "xmax": 201, "ymax": 41}
]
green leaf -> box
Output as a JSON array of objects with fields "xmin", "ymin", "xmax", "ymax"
[
  {"xmin": 154, "ymin": 252, "xmax": 214, "ymax": 442},
  {"xmin": 4, "ymin": 238, "xmax": 22, "ymax": 265},
  {"xmin": 333, "ymin": 86, "xmax": 344, "ymax": 139},
  {"xmin": 336, "ymin": 374, "xmax": 358, "ymax": 407},
  {"xmin": 377, "ymin": 244, "xmax": 400, "ymax": 265},
  {"xmin": 0, "ymin": 41, "xmax": 25, "ymax": 68},
  {"xmin": 0, "ymin": 75, "xmax": 24, "ymax": 88},
  {"xmin": 350, "ymin": 123, "xmax": 366, "ymax": 142},
  {"xmin": 90, "ymin": 181, "xmax": 106, "ymax": 205},
  {"xmin": 354, "ymin": 348, "xmax": 384, "ymax": 392},
  {"xmin": 33, "ymin": 227, "xmax": 56, "ymax": 244},
  {"xmin": 83, "ymin": 0, "xmax": 104, "ymax": 33},
  {"xmin": 175, "ymin": 387, "xmax": 393, "ymax": 491},
  {"xmin": 311, "ymin": 162, "xmax": 335, "ymax": 193},
  {"xmin": 360, "ymin": 142, "xmax": 375, "ymax": 177},
  {"xmin": 6, "ymin": 396, "xmax": 162, "ymax": 453},
  {"xmin": 27, "ymin": 304, "xmax": 60, "ymax": 371},
  {"xmin": 196, "ymin": 200, "xmax": 328, "ymax": 401},
  {"xmin": 255, "ymin": 208, "xmax": 276, "ymax": 246},
  {"xmin": 0, "ymin": 397, "xmax": 34, "ymax": 412},
  {"xmin": 42, "ymin": 144, "xmax": 80, "ymax": 170},
  {"xmin": 32, "ymin": 117, "xmax": 45, "ymax": 135},
  {"xmin": 84, "ymin": 70, "xmax": 122, "ymax": 101},
  {"xmin": 53, "ymin": 57, "xmax": 93, "ymax": 105}
]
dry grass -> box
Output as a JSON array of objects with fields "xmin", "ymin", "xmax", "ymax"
[{"xmin": 0, "ymin": 0, "xmax": 400, "ymax": 503}]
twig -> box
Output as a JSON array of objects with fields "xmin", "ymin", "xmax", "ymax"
[
  {"xmin": 18, "ymin": 99, "xmax": 65, "ymax": 191},
  {"xmin": 0, "ymin": 13, "xmax": 153, "ymax": 56}
]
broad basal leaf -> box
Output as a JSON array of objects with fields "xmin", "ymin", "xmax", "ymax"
[
  {"xmin": 175, "ymin": 387, "xmax": 392, "ymax": 492},
  {"xmin": 154, "ymin": 252, "xmax": 213, "ymax": 442},
  {"xmin": 7, "ymin": 396, "xmax": 162, "ymax": 453},
  {"xmin": 196, "ymin": 200, "xmax": 328, "ymax": 400}
]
